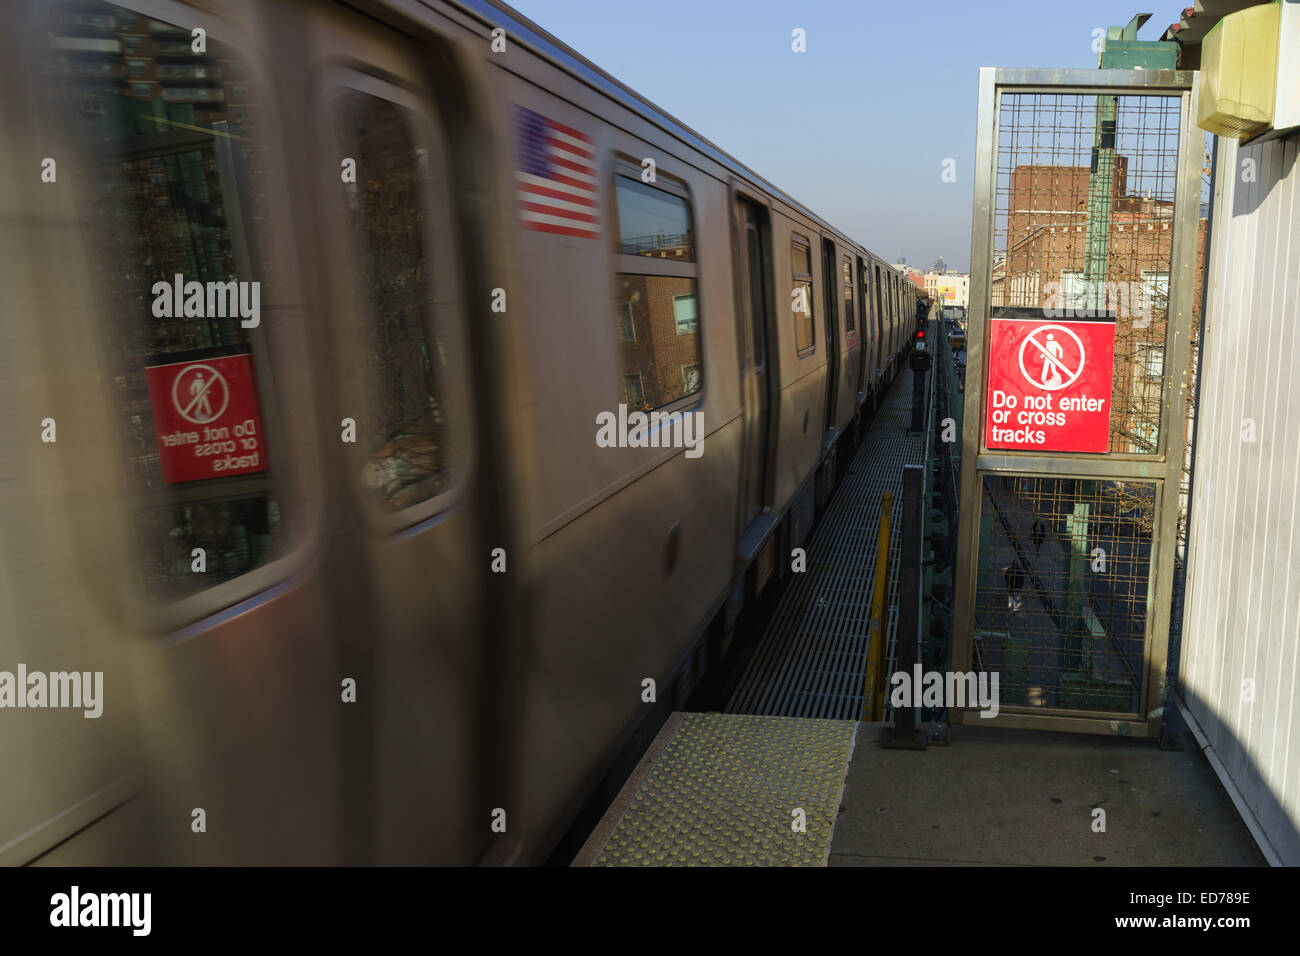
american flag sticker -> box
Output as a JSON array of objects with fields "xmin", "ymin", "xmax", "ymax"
[{"xmin": 513, "ymin": 105, "xmax": 601, "ymax": 239}]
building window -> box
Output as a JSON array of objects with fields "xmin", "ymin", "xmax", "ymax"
[
  {"xmin": 792, "ymin": 236, "xmax": 815, "ymax": 355},
  {"xmin": 127, "ymin": 58, "xmax": 146, "ymax": 75},
  {"xmin": 673, "ymin": 293, "xmax": 698, "ymax": 334},
  {"xmin": 624, "ymin": 373, "xmax": 644, "ymax": 406},
  {"xmin": 617, "ymin": 302, "xmax": 636, "ymax": 343},
  {"xmin": 612, "ymin": 173, "xmax": 701, "ymax": 409},
  {"xmin": 1141, "ymin": 270, "xmax": 1169, "ymax": 315},
  {"xmin": 1131, "ymin": 421, "xmax": 1158, "ymax": 454},
  {"xmin": 1061, "ymin": 269, "xmax": 1086, "ymax": 310},
  {"xmin": 681, "ymin": 364, "xmax": 700, "ymax": 394},
  {"xmin": 131, "ymin": 82, "xmax": 152, "ymax": 97},
  {"xmin": 1138, "ymin": 343, "xmax": 1164, "ymax": 381}
]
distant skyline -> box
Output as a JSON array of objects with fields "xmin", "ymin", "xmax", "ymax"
[{"xmin": 507, "ymin": 0, "xmax": 1193, "ymax": 272}]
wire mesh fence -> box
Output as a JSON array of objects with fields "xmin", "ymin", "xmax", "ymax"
[
  {"xmin": 992, "ymin": 92, "xmax": 1183, "ymax": 455},
  {"xmin": 973, "ymin": 474, "xmax": 1155, "ymax": 714}
]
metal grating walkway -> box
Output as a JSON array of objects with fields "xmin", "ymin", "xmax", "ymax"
[
  {"xmin": 726, "ymin": 369, "xmax": 925, "ymax": 719},
  {"xmin": 573, "ymin": 712, "xmax": 857, "ymax": 866}
]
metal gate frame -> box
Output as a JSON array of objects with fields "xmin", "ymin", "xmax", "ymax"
[{"xmin": 952, "ymin": 68, "xmax": 1202, "ymax": 737}]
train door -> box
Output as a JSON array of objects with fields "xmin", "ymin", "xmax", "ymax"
[
  {"xmin": 897, "ymin": 280, "xmax": 905, "ymax": 360},
  {"xmin": 736, "ymin": 195, "xmax": 775, "ymax": 545},
  {"xmin": 840, "ymin": 251, "xmax": 859, "ymax": 408},
  {"xmin": 889, "ymin": 276, "xmax": 899, "ymax": 363},
  {"xmin": 308, "ymin": 2, "xmax": 512, "ymax": 864},
  {"xmin": 894, "ymin": 280, "xmax": 902, "ymax": 362},
  {"xmin": 820, "ymin": 238, "xmax": 839, "ymax": 442},
  {"xmin": 7, "ymin": 0, "xmax": 362, "ymax": 865},
  {"xmin": 874, "ymin": 264, "xmax": 886, "ymax": 382},
  {"xmin": 857, "ymin": 256, "xmax": 873, "ymax": 400},
  {"xmin": 0, "ymin": 2, "xmax": 158, "ymax": 864},
  {"xmin": 899, "ymin": 283, "xmax": 907, "ymax": 358}
]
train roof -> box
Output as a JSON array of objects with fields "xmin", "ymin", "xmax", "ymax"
[{"xmin": 452, "ymin": 0, "xmax": 893, "ymax": 269}]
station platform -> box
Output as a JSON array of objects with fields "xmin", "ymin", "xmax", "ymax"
[
  {"xmin": 574, "ymin": 711, "xmax": 1263, "ymax": 866},
  {"xmin": 573, "ymin": 364, "xmax": 1266, "ymax": 868},
  {"xmin": 572, "ymin": 712, "xmax": 856, "ymax": 866},
  {"xmin": 830, "ymin": 721, "xmax": 1264, "ymax": 866}
]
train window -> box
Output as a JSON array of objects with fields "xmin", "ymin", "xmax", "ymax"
[
  {"xmin": 612, "ymin": 174, "xmax": 701, "ymax": 411},
  {"xmin": 792, "ymin": 236, "xmax": 815, "ymax": 355},
  {"xmin": 615, "ymin": 177, "xmax": 695, "ymax": 260},
  {"xmin": 842, "ymin": 257, "xmax": 855, "ymax": 334},
  {"xmin": 41, "ymin": 0, "xmax": 285, "ymax": 603},
  {"xmin": 335, "ymin": 89, "xmax": 450, "ymax": 512},
  {"xmin": 746, "ymin": 225, "xmax": 769, "ymax": 375}
]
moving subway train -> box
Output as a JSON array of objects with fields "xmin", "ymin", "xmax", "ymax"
[{"xmin": 0, "ymin": 0, "xmax": 919, "ymax": 865}]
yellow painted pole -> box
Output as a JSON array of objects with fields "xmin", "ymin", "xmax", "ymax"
[{"xmin": 863, "ymin": 490, "xmax": 894, "ymax": 721}]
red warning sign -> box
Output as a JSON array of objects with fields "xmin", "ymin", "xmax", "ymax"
[
  {"xmin": 145, "ymin": 353, "xmax": 269, "ymax": 484},
  {"xmin": 985, "ymin": 316, "xmax": 1116, "ymax": 453}
]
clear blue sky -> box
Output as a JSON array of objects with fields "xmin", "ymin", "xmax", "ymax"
[{"xmin": 508, "ymin": 0, "xmax": 1190, "ymax": 272}]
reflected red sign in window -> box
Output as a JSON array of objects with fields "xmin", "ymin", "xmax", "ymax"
[
  {"xmin": 985, "ymin": 315, "xmax": 1116, "ymax": 453},
  {"xmin": 145, "ymin": 353, "xmax": 269, "ymax": 484}
]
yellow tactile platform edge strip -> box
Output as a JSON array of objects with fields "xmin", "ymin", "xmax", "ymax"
[{"xmin": 574, "ymin": 712, "xmax": 858, "ymax": 866}]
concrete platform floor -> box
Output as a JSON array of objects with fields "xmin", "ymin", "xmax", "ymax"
[{"xmin": 829, "ymin": 722, "xmax": 1266, "ymax": 866}]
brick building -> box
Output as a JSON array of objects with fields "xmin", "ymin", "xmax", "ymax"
[{"xmin": 991, "ymin": 159, "xmax": 1207, "ymax": 453}]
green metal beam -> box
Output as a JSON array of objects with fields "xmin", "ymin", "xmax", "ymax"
[{"xmin": 1098, "ymin": 13, "xmax": 1179, "ymax": 70}]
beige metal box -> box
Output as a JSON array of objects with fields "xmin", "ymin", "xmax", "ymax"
[{"xmin": 1198, "ymin": 1, "xmax": 1281, "ymax": 139}]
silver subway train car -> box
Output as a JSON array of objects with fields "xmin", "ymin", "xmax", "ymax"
[{"xmin": 0, "ymin": 0, "xmax": 919, "ymax": 865}]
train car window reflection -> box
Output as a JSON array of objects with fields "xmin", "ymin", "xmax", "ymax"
[
  {"xmin": 614, "ymin": 275, "xmax": 703, "ymax": 410},
  {"xmin": 335, "ymin": 89, "xmax": 448, "ymax": 512},
  {"xmin": 612, "ymin": 172, "xmax": 701, "ymax": 411},
  {"xmin": 43, "ymin": 0, "xmax": 284, "ymax": 602},
  {"xmin": 792, "ymin": 237, "xmax": 815, "ymax": 355},
  {"xmin": 615, "ymin": 176, "xmax": 695, "ymax": 260}
]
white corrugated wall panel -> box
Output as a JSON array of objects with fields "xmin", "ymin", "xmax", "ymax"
[{"xmin": 1181, "ymin": 131, "xmax": 1300, "ymax": 865}]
